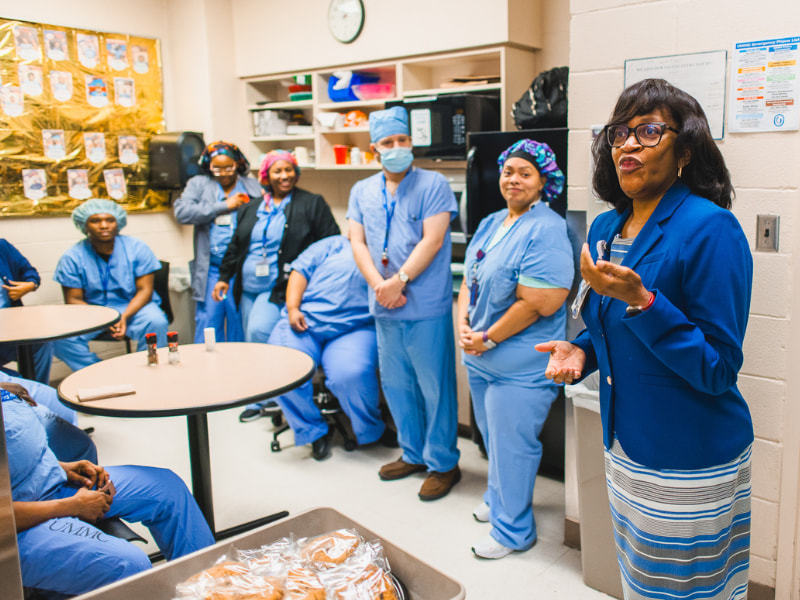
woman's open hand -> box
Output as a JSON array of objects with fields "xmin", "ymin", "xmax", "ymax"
[{"xmin": 535, "ymin": 340, "xmax": 586, "ymax": 384}]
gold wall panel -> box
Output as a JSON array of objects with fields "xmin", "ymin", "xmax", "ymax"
[{"xmin": 0, "ymin": 19, "xmax": 168, "ymax": 217}]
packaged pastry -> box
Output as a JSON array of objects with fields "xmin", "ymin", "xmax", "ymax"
[
  {"xmin": 284, "ymin": 566, "xmax": 326, "ymax": 600},
  {"xmin": 300, "ymin": 528, "xmax": 361, "ymax": 568},
  {"xmin": 185, "ymin": 561, "xmax": 251, "ymax": 583},
  {"xmin": 332, "ymin": 564, "xmax": 397, "ymax": 600},
  {"xmin": 203, "ymin": 574, "xmax": 284, "ymax": 600},
  {"xmin": 238, "ymin": 536, "xmax": 297, "ymax": 576}
]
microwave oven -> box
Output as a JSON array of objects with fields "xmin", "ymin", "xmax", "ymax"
[{"xmin": 385, "ymin": 94, "xmax": 500, "ymax": 160}]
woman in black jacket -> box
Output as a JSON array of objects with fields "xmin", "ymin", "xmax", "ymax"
[{"xmin": 213, "ymin": 150, "xmax": 339, "ymax": 421}]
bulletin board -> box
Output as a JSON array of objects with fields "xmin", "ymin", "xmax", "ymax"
[{"xmin": 0, "ymin": 18, "xmax": 169, "ymax": 217}]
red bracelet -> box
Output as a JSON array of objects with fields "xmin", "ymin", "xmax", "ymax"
[{"xmin": 642, "ymin": 291, "xmax": 655, "ymax": 311}]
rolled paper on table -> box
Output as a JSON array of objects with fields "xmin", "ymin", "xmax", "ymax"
[{"xmin": 77, "ymin": 383, "xmax": 136, "ymax": 402}]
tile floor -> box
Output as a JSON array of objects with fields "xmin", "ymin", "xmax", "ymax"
[{"xmin": 80, "ymin": 407, "xmax": 614, "ymax": 599}]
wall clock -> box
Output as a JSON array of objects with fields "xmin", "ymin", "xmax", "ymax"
[{"xmin": 328, "ymin": 0, "xmax": 365, "ymax": 44}]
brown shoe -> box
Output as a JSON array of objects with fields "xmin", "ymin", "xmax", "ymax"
[
  {"xmin": 418, "ymin": 466, "xmax": 461, "ymax": 501},
  {"xmin": 379, "ymin": 458, "xmax": 427, "ymax": 481}
]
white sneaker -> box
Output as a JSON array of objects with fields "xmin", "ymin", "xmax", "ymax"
[
  {"xmin": 471, "ymin": 534, "xmax": 514, "ymax": 559},
  {"xmin": 472, "ymin": 501, "xmax": 490, "ymax": 523}
]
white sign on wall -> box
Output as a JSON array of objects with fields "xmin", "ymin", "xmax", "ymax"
[
  {"xmin": 728, "ymin": 36, "xmax": 800, "ymax": 133},
  {"xmin": 625, "ymin": 50, "xmax": 727, "ymax": 139}
]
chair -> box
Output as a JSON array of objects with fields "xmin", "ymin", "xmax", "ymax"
[
  {"xmin": 93, "ymin": 260, "xmax": 173, "ymax": 353},
  {"xmin": 269, "ymin": 368, "xmax": 357, "ymax": 453}
]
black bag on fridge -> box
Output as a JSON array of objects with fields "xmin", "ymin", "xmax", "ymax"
[{"xmin": 512, "ymin": 66, "xmax": 569, "ymax": 130}]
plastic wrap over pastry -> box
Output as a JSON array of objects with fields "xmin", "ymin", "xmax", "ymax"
[
  {"xmin": 299, "ymin": 528, "xmax": 362, "ymax": 569},
  {"xmin": 284, "ymin": 565, "xmax": 326, "ymax": 600},
  {"xmin": 237, "ymin": 535, "xmax": 298, "ymax": 577},
  {"xmin": 331, "ymin": 564, "xmax": 398, "ymax": 600}
]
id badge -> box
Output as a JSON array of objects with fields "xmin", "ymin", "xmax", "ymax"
[
  {"xmin": 215, "ymin": 214, "xmax": 232, "ymax": 226},
  {"xmin": 570, "ymin": 279, "xmax": 590, "ymax": 319},
  {"xmin": 255, "ymin": 261, "xmax": 270, "ymax": 277}
]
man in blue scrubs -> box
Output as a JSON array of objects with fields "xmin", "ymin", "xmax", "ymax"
[
  {"xmin": 3, "ymin": 388, "xmax": 214, "ymax": 596},
  {"xmin": 268, "ymin": 235, "xmax": 395, "ymax": 460},
  {"xmin": 348, "ymin": 106, "xmax": 461, "ymax": 501},
  {"xmin": 52, "ymin": 199, "xmax": 168, "ymax": 371}
]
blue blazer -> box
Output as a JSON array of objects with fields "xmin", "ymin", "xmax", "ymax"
[{"xmin": 573, "ymin": 181, "xmax": 754, "ymax": 470}]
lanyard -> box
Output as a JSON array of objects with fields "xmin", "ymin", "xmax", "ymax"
[
  {"xmin": 381, "ymin": 177, "xmax": 397, "ymax": 268},
  {"xmin": 469, "ymin": 212, "xmax": 528, "ymax": 307},
  {"xmin": 260, "ymin": 193, "xmax": 290, "ymax": 258}
]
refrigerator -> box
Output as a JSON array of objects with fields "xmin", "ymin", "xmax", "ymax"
[{"xmin": 462, "ymin": 127, "xmax": 570, "ymax": 481}]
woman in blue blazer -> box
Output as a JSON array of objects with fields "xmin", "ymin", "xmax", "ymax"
[{"xmin": 538, "ymin": 79, "xmax": 753, "ymax": 600}]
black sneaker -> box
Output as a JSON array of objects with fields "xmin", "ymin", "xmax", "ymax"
[{"xmin": 239, "ymin": 408, "xmax": 263, "ymax": 423}]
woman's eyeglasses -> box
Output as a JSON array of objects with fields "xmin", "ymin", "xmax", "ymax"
[
  {"xmin": 210, "ymin": 165, "xmax": 237, "ymax": 175},
  {"xmin": 605, "ymin": 122, "xmax": 679, "ymax": 148}
]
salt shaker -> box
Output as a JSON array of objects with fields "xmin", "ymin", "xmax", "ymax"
[{"xmin": 167, "ymin": 331, "xmax": 180, "ymax": 364}]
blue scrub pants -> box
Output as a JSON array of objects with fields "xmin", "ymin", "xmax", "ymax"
[
  {"xmin": 375, "ymin": 313, "xmax": 459, "ymax": 473},
  {"xmin": 53, "ymin": 303, "xmax": 169, "ymax": 372},
  {"xmin": 269, "ymin": 320, "xmax": 383, "ymax": 446},
  {"xmin": 241, "ymin": 290, "xmax": 282, "ymax": 411},
  {"xmin": 0, "ymin": 341, "xmax": 53, "ymax": 384},
  {"xmin": 468, "ymin": 371, "xmax": 558, "ymax": 550},
  {"xmin": 193, "ymin": 265, "xmax": 244, "ymax": 343},
  {"xmin": 18, "ymin": 465, "xmax": 214, "ymax": 596}
]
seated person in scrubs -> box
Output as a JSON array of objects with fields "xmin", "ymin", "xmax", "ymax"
[
  {"xmin": 1, "ymin": 373, "xmax": 97, "ymax": 463},
  {"xmin": 348, "ymin": 106, "xmax": 461, "ymax": 502},
  {"xmin": 174, "ymin": 141, "xmax": 261, "ymax": 343},
  {"xmin": 4, "ymin": 388, "xmax": 214, "ymax": 597},
  {"xmin": 52, "ymin": 199, "xmax": 169, "ymax": 372},
  {"xmin": 213, "ymin": 150, "xmax": 339, "ymax": 423},
  {"xmin": 457, "ymin": 139, "xmax": 573, "ymax": 559},
  {"xmin": 0, "ymin": 238, "xmax": 53, "ymax": 384},
  {"xmin": 268, "ymin": 234, "xmax": 396, "ymax": 461}
]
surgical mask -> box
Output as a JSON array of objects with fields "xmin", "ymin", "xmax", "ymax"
[{"xmin": 378, "ymin": 146, "xmax": 414, "ymax": 173}]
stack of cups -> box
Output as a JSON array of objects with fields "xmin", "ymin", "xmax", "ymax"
[{"xmin": 204, "ymin": 327, "xmax": 216, "ymax": 351}]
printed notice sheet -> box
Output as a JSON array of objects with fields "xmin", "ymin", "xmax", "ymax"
[
  {"xmin": 625, "ymin": 51, "xmax": 727, "ymax": 139},
  {"xmin": 729, "ymin": 36, "xmax": 799, "ymax": 132}
]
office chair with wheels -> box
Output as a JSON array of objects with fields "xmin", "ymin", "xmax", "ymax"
[
  {"xmin": 270, "ymin": 368, "xmax": 357, "ymax": 453},
  {"xmin": 92, "ymin": 260, "xmax": 173, "ymax": 353}
]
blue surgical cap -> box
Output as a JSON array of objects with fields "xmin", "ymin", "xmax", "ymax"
[
  {"xmin": 369, "ymin": 106, "xmax": 410, "ymax": 144},
  {"xmin": 71, "ymin": 199, "xmax": 127, "ymax": 234}
]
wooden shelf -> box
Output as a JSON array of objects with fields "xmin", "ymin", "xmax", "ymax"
[
  {"xmin": 242, "ymin": 45, "xmax": 534, "ymax": 169},
  {"xmin": 251, "ymin": 135, "xmax": 315, "ymax": 142},
  {"xmin": 249, "ymin": 100, "xmax": 313, "ymax": 111}
]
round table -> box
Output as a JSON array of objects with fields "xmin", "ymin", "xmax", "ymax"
[
  {"xmin": 0, "ymin": 304, "xmax": 120, "ymax": 380},
  {"xmin": 57, "ymin": 342, "xmax": 315, "ymax": 536}
]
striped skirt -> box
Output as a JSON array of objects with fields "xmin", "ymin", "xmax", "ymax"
[{"xmin": 604, "ymin": 441, "xmax": 751, "ymax": 600}]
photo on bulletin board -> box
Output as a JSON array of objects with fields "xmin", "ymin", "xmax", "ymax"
[{"xmin": 0, "ymin": 17, "xmax": 168, "ymax": 217}]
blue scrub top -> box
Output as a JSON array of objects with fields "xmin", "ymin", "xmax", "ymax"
[
  {"xmin": 53, "ymin": 236, "xmax": 162, "ymax": 311},
  {"xmin": 463, "ymin": 203, "xmax": 574, "ymax": 385},
  {"xmin": 347, "ymin": 167, "xmax": 457, "ymax": 321},
  {"xmin": 286, "ymin": 235, "xmax": 372, "ymax": 338},
  {"xmin": 241, "ymin": 195, "xmax": 290, "ymax": 295},
  {"xmin": 2, "ymin": 390, "xmax": 67, "ymax": 502},
  {"xmin": 208, "ymin": 179, "xmax": 246, "ymax": 264}
]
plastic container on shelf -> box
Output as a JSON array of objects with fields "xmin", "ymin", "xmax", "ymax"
[
  {"xmin": 328, "ymin": 71, "xmax": 380, "ymax": 102},
  {"xmin": 352, "ymin": 83, "xmax": 396, "ymax": 100}
]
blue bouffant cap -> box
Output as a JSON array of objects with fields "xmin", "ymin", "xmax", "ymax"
[
  {"xmin": 369, "ymin": 106, "xmax": 410, "ymax": 144},
  {"xmin": 72, "ymin": 198, "xmax": 127, "ymax": 234}
]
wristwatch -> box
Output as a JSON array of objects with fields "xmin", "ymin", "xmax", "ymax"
[
  {"xmin": 482, "ymin": 331, "xmax": 497, "ymax": 350},
  {"xmin": 398, "ymin": 270, "xmax": 410, "ymax": 284}
]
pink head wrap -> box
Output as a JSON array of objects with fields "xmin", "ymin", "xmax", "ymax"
[{"xmin": 258, "ymin": 150, "xmax": 300, "ymax": 186}]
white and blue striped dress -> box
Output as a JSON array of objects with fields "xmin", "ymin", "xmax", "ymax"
[{"xmin": 605, "ymin": 236, "xmax": 751, "ymax": 600}]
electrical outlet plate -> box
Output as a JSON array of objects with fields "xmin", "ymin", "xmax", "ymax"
[{"xmin": 756, "ymin": 214, "xmax": 779, "ymax": 252}]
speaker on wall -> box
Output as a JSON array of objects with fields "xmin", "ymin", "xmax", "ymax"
[{"xmin": 149, "ymin": 131, "xmax": 205, "ymax": 189}]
